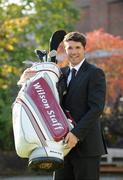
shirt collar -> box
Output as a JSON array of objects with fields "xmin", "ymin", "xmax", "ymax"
[{"xmin": 69, "ymin": 58, "xmax": 85, "ymax": 72}]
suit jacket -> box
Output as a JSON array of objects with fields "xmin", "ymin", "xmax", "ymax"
[{"xmin": 58, "ymin": 60, "xmax": 107, "ymax": 157}]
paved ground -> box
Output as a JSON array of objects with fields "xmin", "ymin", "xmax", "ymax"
[
  {"xmin": 0, "ymin": 176, "xmax": 51, "ymax": 180},
  {"xmin": 0, "ymin": 175, "xmax": 123, "ymax": 180}
]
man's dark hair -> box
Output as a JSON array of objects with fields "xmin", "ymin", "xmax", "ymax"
[{"xmin": 63, "ymin": 31, "xmax": 87, "ymax": 48}]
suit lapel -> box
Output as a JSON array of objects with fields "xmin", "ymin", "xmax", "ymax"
[
  {"xmin": 66, "ymin": 60, "xmax": 89, "ymax": 98},
  {"xmin": 59, "ymin": 66, "xmax": 70, "ymax": 96}
]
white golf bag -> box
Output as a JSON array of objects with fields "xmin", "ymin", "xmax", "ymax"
[{"xmin": 12, "ymin": 61, "xmax": 74, "ymax": 171}]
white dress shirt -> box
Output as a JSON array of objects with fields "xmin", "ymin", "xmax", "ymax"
[{"xmin": 67, "ymin": 58, "xmax": 85, "ymax": 85}]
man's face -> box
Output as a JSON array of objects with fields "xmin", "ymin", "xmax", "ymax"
[{"xmin": 64, "ymin": 41, "xmax": 85, "ymax": 66}]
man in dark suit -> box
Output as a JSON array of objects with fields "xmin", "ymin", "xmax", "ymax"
[{"xmin": 54, "ymin": 31, "xmax": 107, "ymax": 180}]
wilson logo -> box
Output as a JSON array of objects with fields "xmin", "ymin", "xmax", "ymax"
[{"xmin": 33, "ymin": 82, "xmax": 64, "ymax": 131}]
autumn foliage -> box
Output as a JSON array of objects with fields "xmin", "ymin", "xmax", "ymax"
[
  {"xmin": 86, "ymin": 29, "xmax": 123, "ymax": 106},
  {"xmin": 0, "ymin": 17, "xmax": 29, "ymax": 51}
]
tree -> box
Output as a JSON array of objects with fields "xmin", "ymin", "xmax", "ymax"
[{"xmin": 86, "ymin": 29, "xmax": 123, "ymax": 106}]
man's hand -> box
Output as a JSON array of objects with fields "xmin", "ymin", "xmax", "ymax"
[
  {"xmin": 17, "ymin": 68, "xmax": 36, "ymax": 85},
  {"xmin": 65, "ymin": 132, "xmax": 79, "ymax": 149}
]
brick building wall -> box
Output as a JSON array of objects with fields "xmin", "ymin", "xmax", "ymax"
[{"xmin": 74, "ymin": 0, "xmax": 123, "ymax": 38}]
